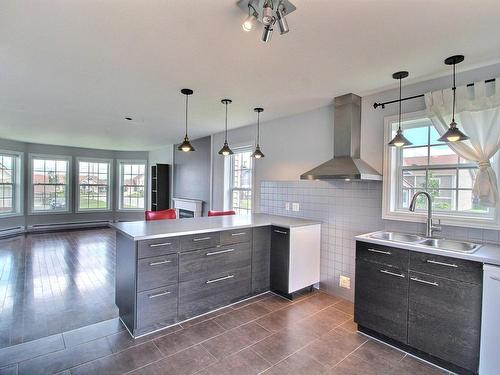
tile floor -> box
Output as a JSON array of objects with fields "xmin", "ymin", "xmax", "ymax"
[
  {"xmin": 0, "ymin": 229, "xmax": 118, "ymax": 348},
  {"xmin": 0, "ymin": 290, "xmax": 452, "ymax": 375}
]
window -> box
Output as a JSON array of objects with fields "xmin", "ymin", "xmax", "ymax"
[
  {"xmin": 31, "ymin": 155, "xmax": 71, "ymax": 213},
  {"xmin": 119, "ymin": 161, "xmax": 146, "ymax": 210},
  {"xmin": 383, "ymin": 111, "xmax": 499, "ymax": 227},
  {"xmin": 0, "ymin": 151, "xmax": 22, "ymax": 216},
  {"xmin": 77, "ymin": 159, "xmax": 112, "ymax": 211},
  {"xmin": 230, "ymin": 149, "xmax": 253, "ymax": 215}
]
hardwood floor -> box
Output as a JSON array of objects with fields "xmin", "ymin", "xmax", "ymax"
[
  {"xmin": 0, "ymin": 229, "xmax": 118, "ymax": 349},
  {"xmin": 0, "ymin": 291, "xmax": 451, "ymax": 374}
]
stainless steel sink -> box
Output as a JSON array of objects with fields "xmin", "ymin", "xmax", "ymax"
[
  {"xmin": 369, "ymin": 231, "xmax": 424, "ymax": 243},
  {"xmin": 419, "ymin": 238, "xmax": 481, "ymax": 254}
]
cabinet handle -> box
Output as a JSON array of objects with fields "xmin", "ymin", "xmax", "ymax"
[
  {"xmin": 149, "ymin": 242, "xmax": 172, "ymax": 248},
  {"xmin": 490, "ymin": 276, "xmax": 500, "ymax": 282},
  {"xmin": 426, "ymin": 259, "xmax": 458, "ymax": 268},
  {"xmin": 193, "ymin": 236, "xmax": 211, "ymax": 242},
  {"xmin": 273, "ymin": 229, "xmax": 288, "ymax": 234},
  {"xmin": 206, "ymin": 248, "xmax": 235, "ymax": 256},
  {"xmin": 231, "ymin": 232, "xmax": 247, "ymax": 236},
  {"xmin": 149, "ymin": 260, "xmax": 172, "ymax": 266},
  {"xmin": 148, "ymin": 290, "xmax": 171, "ymax": 299},
  {"xmin": 206, "ymin": 275, "xmax": 235, "ymax": 284},
  {"xmin": 380, "ymin": 269, "xmax": 405, "ymax": 278},
  {"xmin": 411, "ymin": 277, "xmax": 439, "ymax": 287},
  {"xmin": 368, "ymin": 248, "xmax": 392, "ymax": 255}
]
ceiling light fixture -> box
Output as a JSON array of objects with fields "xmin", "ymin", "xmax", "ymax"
[
  {"xmin": 218, "ymin": 99, "xmax": 234, "ymax": 156},
  {"xmin": 242, "ymin": 4, "xmax": 258, "ymax": 31},
  {"xmin": 388, "ymin": 71, "xmax": 413, "ymax": 147},
  {"xmin": 438, "ymin": 55, "xmax": 469, "ymax": 143},
  {"xmin": 251, "ymin": 107, "xmax": 265, "ymax": 159},
  {"xmin": 178, "ymin": 88, "xmax": 195, "ymax": 152},
  {"xmin": 237, "ymin": 0, "xmax": 296, "ymax": 43}
]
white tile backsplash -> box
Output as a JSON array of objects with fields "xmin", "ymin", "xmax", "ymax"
[{"xmin": 260, "ymin": 180, "xmax": 500, "ymax": 302}]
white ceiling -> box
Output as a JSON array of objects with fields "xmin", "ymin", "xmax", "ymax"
[{"xmin": 1, "ymin": 0, "xmax": 500, "ymax": 151}]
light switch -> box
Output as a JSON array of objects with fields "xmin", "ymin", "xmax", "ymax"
[
  {"xmin": 339, "ymin": 275, "xmax": 351, "ymax": 289},
  {"xmin": 292, "ymin": 203, "xmax": 300, "ymax": 211},
  {"xmin": 285, "ymin": 202, "xmax": 290, "ymax": 211}
]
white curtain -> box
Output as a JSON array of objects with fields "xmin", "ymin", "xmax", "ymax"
[{"xmin": 424, "ymin": 79, "xmax": 500, "ymax": 207}]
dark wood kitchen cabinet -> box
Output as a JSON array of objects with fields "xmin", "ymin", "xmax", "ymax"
[
  {"xmin": 355, "ymin": 240, "xmax": 483, "ymax": 375},
  {"xmin": 150, "ymin": 164, "xmax": 170, "ymax": 211},
  {"xmin": 252, "ymin": 226, "xmax": 271, "ymax": 293}
]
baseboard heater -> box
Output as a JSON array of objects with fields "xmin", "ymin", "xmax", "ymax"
[
  {"xmin": 0, "ymin": 226, "xmax": 26, "ymax": 238},
  {"xmin": 28, "ymin": 220, "xmax": 112, "ymax": 232}
]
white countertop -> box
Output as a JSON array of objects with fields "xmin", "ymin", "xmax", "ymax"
[
  {"xmin": 356, "ymin": 231, "xmax": 500, "ymax": 266},
  {"xmin": 111, "ymin": 213, "xmax": 321, "ymax": 241}
]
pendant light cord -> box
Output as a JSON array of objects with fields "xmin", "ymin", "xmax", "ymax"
[
  {"xmin": 451, "ymin": 63, "xmax": 456, "ymax": 122},
  {"xmin": 185, "ymin": 94, "xmax": 188, "ymax": 138},
  {"xmin": 224, "ymin": 102, "xmax": 228, "ymax": 142},
  {"xmin": 398, "ymin": 77, "xmax": 402, "ymax": 131},
  {"xmin": 257, "ymin": 112, "xmax": 260, "ymax": 146}
]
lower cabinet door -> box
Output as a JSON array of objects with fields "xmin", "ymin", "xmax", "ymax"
[
  {"xmin": 178, "ymin": 266, "xmax": 251, "ymax": 320},
  {"xmin": 252, "ymin": 226, "xmax": 271, "ymax": 293},
  {"xmin": 136, "ymin": 286, "xmax": 178, "ymax": 331},
  {"xmin": 354, "ymin": 259, "xmax": 409, "ymax": 343},
  {"xmin": 408, "ymin": 271, "xmax": 481, "ymax": 373}
]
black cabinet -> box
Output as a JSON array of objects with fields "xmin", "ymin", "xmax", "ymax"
[
  {"xmin": 252, "ymin": 226, "xmax": 271, "ymax": 293},
  {"xmin": 408, "ymin": 270, "xmax": 482, "ymax": 373},
  {"xmin": 354, "ymin": 258, "xmax": 409, "ymax": 343},
  {"xmin": 151, "ymin": 164, "xmax": 170, "ymax": 211},
  {"xmin": 270, "ymin": 226, "xmax": 290, "ymax": 298},
  {"xmin": 355, "ymin": 240, "xmax": 483, "ymax": 375}
]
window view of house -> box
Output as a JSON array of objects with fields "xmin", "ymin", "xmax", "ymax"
[
  {"xmin": 0, "ymin": 153, "xmax": 18, "ymax": 214},
  {"xmin": 120, "ymin": 162, "xmax": 145, "ymax": 209},
  {"xmin": 32, "ymin": 157, "xmax": 70, "ymax": 212},
  {"xmin": 230, "ymin": 149, "xmax": 253, "ymax": 215},
  {"xmin": 78, "ymin": 160, "xmax": 111, "ymax": 210},
  {"xmin": 396, "ymin": 118, "xmax": 489, "ymax": 215}
]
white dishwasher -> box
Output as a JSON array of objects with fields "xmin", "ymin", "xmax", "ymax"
[{"xmin": 479, "ymin": 264, "xmax": 500, "ymax": 375}]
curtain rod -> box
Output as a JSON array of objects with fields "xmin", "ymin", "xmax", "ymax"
[{"xmin": 373, "ymin": 78, "xmax": 496, "ymax": 109}]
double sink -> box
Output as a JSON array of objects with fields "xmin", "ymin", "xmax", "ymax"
[{"xmin": 369, "ymin": 231, "xmax": 482, "ymax": 254}]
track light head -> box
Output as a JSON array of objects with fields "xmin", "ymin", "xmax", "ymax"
[
  {"xmin": 242, "ymin": 8, "xmax": 258, "ymax": 31},
  {"xmin": 276, "ymin": 7, "xmax": 289, "ymax": 34},
  {"xmin": 262, "ymin": 1, "xmax": 274, "ymax": 25},
  {"xmin": 261, "ymin": 24, "xmax": 273, "ymax": 42}
]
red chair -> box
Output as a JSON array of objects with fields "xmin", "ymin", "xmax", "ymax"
[
  {"xmin": 145, "ymin": 209, "xmax": 177, "ymax": 221},
  {"xmin": 208, "ymin": 210, "xmax": 236, "ymax": 217}
]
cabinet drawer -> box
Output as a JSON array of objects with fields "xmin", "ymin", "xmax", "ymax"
[
  {"xmin": 354, "ymin": 259, "xmax": 409, "ymax": 343},
  {"xmin": 178, "ymin": 266, "xmax": 251, "ymax": 320},
  {"xmin": 137, "ymin": 253, "xmax": 179, "ymax": 292},
  {"xmin": 179, "ymin": 242, "xmax": 251, "ymax": 282},
  {"xmin": 220, "ymin": 228, "xmax": 252, "ymax": 245},
  {"xmin": 137, "ymin": 286, "xmax": 178, "ymax": 330},
  {"xmin": 409, "ymin": 252, "xmax": 482, "ymax": 284},
  {"xmin": 138, "ymin": 237, "xmax": 180, "ymax": 259},
  {"xmin": 180, "ymin": 232, "xmax": 220, "ymax": 251},
  {"xmin": 408, "ymin": 271, "xmax": 481, "ymax": 372},
  {"xmin": 356, "ymin": 241, "xmax": 409, "ymax": 269}
]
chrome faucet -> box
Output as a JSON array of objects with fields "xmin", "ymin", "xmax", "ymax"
[{"xmin": 409, "ymin": 191, "xmax": 441, "ymax": 238}]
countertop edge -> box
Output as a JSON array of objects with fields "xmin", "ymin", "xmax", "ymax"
[{"xmin": 356, "ymin": 231, "xmax": 500, "ymax": 266}]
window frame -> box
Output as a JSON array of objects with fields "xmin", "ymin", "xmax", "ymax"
[
  {"xmin": 29, "ymin": 153, "xmax": 72, "ymax": 215},
  {"xmin": 0, "ymin": 150, "xmax": 23, "ymax": 217},
  {"xmin": 76, "ymin": 157, "xmax": 113, "ymax": 212},
  {"xmin": 229, "ymin": 146, "xmax": 254, "ymax": 215},
  {"xmin": 382, "ymin": 110, "xmax": 500, "ymax": 229},
  {"xmin": 117, "ymin": 160, "xmax": 147, "ymax": 211}
]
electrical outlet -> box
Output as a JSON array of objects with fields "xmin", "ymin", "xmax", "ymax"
[
  {"xmin": 285, "ymin": 202, "xmax": 290, "ymax": 211},
  {"xmin": 292, "ymin": 202, "xmax": 300, "ymax": 211},
  {"xmin": 339, "ymin": 275, "xmax": 351, "ymax": 289}
]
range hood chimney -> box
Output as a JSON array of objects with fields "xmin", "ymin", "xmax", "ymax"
[{"xmin": 300, "ymin": 93, "xmax": 382, "ymax": 181}]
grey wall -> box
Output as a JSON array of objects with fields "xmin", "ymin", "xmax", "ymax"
[
  {"xmin": 173, "ymin": 136, "xmax": 212, "ymax": 216},
  {"xmin": 0, "ymin": 138, "xmax": 148, "ymax": 231}
]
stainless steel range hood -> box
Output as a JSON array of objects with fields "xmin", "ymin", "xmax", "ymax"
[{"xmin": 300, "ymin": 93, "xmax": 382, "ymax": 181}]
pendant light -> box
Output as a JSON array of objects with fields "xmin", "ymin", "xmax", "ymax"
[
  {"xmin": 251, "ymin": 108, "xmax": 265, "ymax": 159},
  {"xmin": 178, "ymin": 88, "xmax": 195, "ymax": 152},
  {"xmin": 437, "ymin": 55, "xmax": 469, "ymax": 142},
  {"xmin": 388, "ymin": 71, "xmax": 413, "ymax": 147},
  {"xmin": 218, "ymin": 99, "xmax": 233, "ymax": 156}
]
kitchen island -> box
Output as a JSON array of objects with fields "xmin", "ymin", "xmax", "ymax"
[{"xmin": 112, "ymin": 214, "xmax": 321, "ymax": 338}]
